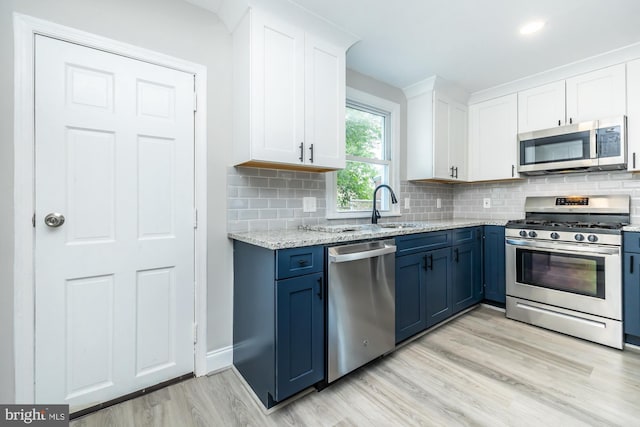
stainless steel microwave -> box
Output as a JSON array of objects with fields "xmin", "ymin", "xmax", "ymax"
[{"xmin": 517, "ymin": 116, "xmax": 627, "ymax": 175}]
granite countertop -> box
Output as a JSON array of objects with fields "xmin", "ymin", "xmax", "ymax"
[
  {"xmin": 623, "ymin": 225, "xmax": 640, "ymax": 232},
  {"xmin": 228, "ymin": 219, "xmax": 509, "ymax": 249}
]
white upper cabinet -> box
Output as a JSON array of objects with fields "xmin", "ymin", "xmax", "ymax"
[
  {"xmin": 517, "ymin": 64, "xmax": 626, "ymax": 133},
  {"xmin": 406, "ymin": 89, "xmax": 467, "ymax": 181},
  {"xmin": 566, "ymin": 64, "xmax": 626, "ymax": 123},
  {"xmin": 233, "ymin": 8, "xmax": 345, "ymax": 171},
  {"xmin": 518, "ymin": 81, "xmax": 565, "ymax": 132},
  {"xmin": 468, "ymin": 94, "xmax": 518, "ymax": 182},
  {"xmin": 627, "ymin": 59, "xmax": 640, "ymax": 171}
]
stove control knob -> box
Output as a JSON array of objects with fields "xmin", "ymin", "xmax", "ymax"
[
  {"xmin": 550, "ymin": 232, "xmax": 560, "ymax": 240},
  {"xmin": 587, "ymin": 235, "xmax": 598, "ymax": 243},
  {"xmin": 574, "ymin": 234, "xmax": 585, "ymax": 242},
  {"xmin": 519, "ymin": 230, "xmax": 527, "ymax": 237},
  {"xmin": 528, "ymin": 231, "xmax": 538, "ymax": 238}
]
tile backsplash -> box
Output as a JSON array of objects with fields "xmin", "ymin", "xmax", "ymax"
[
  {"xmin": 228, "ymin": 167, "xmax": 640, "ymax": 233},
  {"xmin": 227, "ymin": 167, "xmax": 454, "ymax": 232}
]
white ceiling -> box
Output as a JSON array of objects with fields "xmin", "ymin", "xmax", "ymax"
[{"xmin": 291, "ymin": 0, "xmax": 640, "ymax": 93}]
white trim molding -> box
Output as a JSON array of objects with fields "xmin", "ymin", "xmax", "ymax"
[
  {"xmin": 206, "ymin": 346, "xmax": 233, "ymax": 374},
  {"xmin": 13, "ymin": 13, "xmax": 209, "ymax": 403}
]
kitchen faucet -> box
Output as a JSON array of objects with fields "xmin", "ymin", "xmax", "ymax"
[{"xmin": 371, "ymin": 184, "xmax": 398, "ymax": 224}]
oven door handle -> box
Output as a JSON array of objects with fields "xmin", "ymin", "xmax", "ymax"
[{"xmin": 505, "ymin": 238, "xmax": 620, "ymax": 255}]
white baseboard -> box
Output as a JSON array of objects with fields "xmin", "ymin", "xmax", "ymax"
[{"xmin": 206, "ymin": 345, "xmax": 233, "ymax": 374}]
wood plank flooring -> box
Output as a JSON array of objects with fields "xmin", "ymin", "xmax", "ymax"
[{"xmin": 71, "ymin": 306, "xmax": 640, "ymax": 426}]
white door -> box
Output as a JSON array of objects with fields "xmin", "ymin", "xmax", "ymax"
[
  {"xmin": 627, "ymin": 59, "xmax": 640, "ymax": 171},
  {"xmin": 34, "ymin": 35, "xmax": 195, "ymax": 411}
]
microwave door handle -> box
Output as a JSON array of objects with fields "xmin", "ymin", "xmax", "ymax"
[{"xmin": 591, "ymin": 128, "xmax": 598, "ymax": 159}]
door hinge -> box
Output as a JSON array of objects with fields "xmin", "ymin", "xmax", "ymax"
[
  {"xmin": 193, "ymin": 92, "xmax": 197, "ymax": 112},
  {"xmin": 193, "ymin": 323, "xmax": 198, "ymax": 344},
  {"xmin": 32, "ymin": 213, "xmax": 36, "ymax": 228},
  {"xmin": 194, "ymin": 208, "xmax": 198, "ymax": 229}
]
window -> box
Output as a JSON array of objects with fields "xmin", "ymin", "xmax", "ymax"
[{"xmin": 327, "ymin": 88, "xmax": 400, "ymax": 219}]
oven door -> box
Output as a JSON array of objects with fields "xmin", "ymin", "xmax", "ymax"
[{"xmin": 505, "ymin": 238, "xmax": 621, "ymax": 320}]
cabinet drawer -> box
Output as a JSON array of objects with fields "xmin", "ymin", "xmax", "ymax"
[
  {"xmin": 624, "ymin": 232, "xmax": 640, "ymax": 253},
  {"xmin": 453, "ymin": 227, "xmax": 481, "ymax": 245},
  {"xmin": 276, "ymin": 246, "xmax": 324, "ymax": 279},
  {"xmin": 396, "ymin": 231, "xmax": 452, "ymax": 256}
]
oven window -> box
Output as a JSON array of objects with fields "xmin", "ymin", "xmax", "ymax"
[{"xmin": 516, "ymin": 248, "xmax": 605, "ymax": 298}]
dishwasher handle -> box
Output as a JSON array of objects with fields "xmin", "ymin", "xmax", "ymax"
[{"xmin": 329, "ymin": 244, "xmax": 396, "ymax": 263}]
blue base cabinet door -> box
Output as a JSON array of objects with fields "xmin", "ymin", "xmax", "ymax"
[
  {"xmin": 396, "ymin": 253, "xmax": 428, "ymax": 343},
  {"xmin": 452, "ymin": 240, "xmax": 482, "ymax": 313},
  {"xmin": 624, "ymin": 232, "xmax": 640, "ymax": 344},
  {"xmin": 275, "ymin": 272, "xmax": 325, "ymax": 401},
  {"xmin": 425, "ymin": 247, "xmax": 453, "ymax": 327},
  {"xmin": 483, "ymin": 226, "xmax": 506, "ymax": 304}
]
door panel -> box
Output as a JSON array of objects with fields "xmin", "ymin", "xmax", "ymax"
[
  {"xmin": 34, "ymin": 35, "xmax": 195, "ymax": 411},
  {"xmin": 425, "ymin": 248, "xmax": 452, "ymax": 327},
  {"xmin": 396, "ymin": 253, "xmax": 427, "ymax": 342}
]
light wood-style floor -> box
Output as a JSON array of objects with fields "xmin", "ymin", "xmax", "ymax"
[{"xmin": 71, "ymin": 306, "xmax": 640, "ymax": 426}]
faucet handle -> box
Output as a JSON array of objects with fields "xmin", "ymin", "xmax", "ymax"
[{"xmin": 375, "ymin": 209, "xmax": 381, "ymax": 220}]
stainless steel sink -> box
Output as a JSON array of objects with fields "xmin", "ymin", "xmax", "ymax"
[{"xmin": 377, "ymin": 222, "xmax": 422, "ymax": 229}]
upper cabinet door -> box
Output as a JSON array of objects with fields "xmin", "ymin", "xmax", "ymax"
[
  {"xmin": 627, "ymin": 59, "xmax": 640, "ymax": 171},
  {"xmin": 233, "ymin": 8, "xmax": 347, "ymax": 171},
  {"xmin": 250, "ymin": 11, "xmax": 305, "ymax": 165},
  {"xmin": 468, "ymin": 93, "xmax": 518, "ymax": 182},
  {"xmin": 433, "ymin": 95, "xmax": 452, "ymax": 179},
  {"xmin": 518, "ymin": 80, "xmax": 565, "ymax": 132},
  {"xmin": 304, "ymin": 35, "xmax": 346, "ymax": 170},
  {"xmin": 565, "ymin": 64, "xmax": 626, "ymax": 123},
  {"xmin": 450, "ymin": 102, "xmax": 468, "ymax": 181}
]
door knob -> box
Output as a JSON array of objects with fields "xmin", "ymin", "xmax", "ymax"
[{"xmin": 44, "ymin": 213, "xmax": 65, "ymax": 228}]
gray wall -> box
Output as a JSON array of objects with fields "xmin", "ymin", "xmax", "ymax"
[{"xmin": 0, "ymin": 0, "xmax": 233, "ymax": 402}]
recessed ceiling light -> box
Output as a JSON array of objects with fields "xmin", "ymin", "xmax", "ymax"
[{"xmin": 520, "ymin": 20, "xmax": 546, "ymax": 35}]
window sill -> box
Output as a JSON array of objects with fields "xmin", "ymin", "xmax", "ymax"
[{"xmin": 325, "ymin": 211, "xmax": 402, "ymax": 221}]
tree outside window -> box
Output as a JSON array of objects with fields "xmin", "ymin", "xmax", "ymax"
[{"xmin": 337, "ymin": 105, "xmax": 391, "ymax": 212}]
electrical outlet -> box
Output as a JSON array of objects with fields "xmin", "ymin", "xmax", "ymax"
[
  {"xmin": 483, "ymin": 198, "xmax": 491, "ymax": 209},
  {"xmin": 436, "ymin": 198, "xmax": 442, "ymax": 209},
  {"xmin": 404, "ymin": 197, "xmax": 411, "ymax": 209},
  {"xmin": 303, "ymin": 197, "xmax": 316, "ymax": 213}
]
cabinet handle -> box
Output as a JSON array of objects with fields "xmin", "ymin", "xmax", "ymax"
[
  {"xmin": 454, "ymin": 167, "xmax": 458, "ymax": 179},
  {"xmin": 454, "ymin": 248, "xmax": 459, "ymax": 262},
  {"xmin": 298, "ymin": 259, "xmax": 308, "ymax": 266},
  {"xmin": 422, "ymin": 255, "xmax": 428, "ymax": 270},
  {"xmin": 299, "ymin": 142, "xmax": 304, "ymax": 162},
  {"xmin": 634, "ymin": 152, "xmax": 636, "ymax": 169},
  {"xmin": 512, "ymin": 164, "xmax": 515, "ymax": 177},
  {"xmin": 631, "ymin": 256, "xmax": 635, "ymax": 274},
  {"xmin": 309, "ymin": 143, "xmax": 314, "ymax": 163},
  {"xmin": 317, "ymin": 277, "xmax": 323, "ymax": 299},
  {"xmin": 558, "ymin": 120, "xmax": 561, "ymax": 126},
  {"xmin": 569, "ymin": 117, "xmax": 573, "ymax": 124},
  {"xmin": 428, "ymin": 254, "xmax": 433, "ymax": 270},
  {"xmin": 450, "ymin": 166, "xmax": 454, "ymax": 178}
]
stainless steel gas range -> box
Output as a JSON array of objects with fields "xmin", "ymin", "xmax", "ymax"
[{"xmin": 505, "ymin": 195, "xmax": 630, "ymax": 349}]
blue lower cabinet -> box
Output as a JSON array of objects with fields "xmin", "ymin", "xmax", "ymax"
[
  {"xmin": 275, "ymin": 273, "xmax": 324, "ymax": 401},
  {"xmin": 452, "ymin": 239, "xmax": 482, "ymax": 313},
  {"xmin": 623, "ymin": 233, "xmax": 640, "ymax": 344},
  {"xmin": 396, "ymin": 253, "xmax": 428, "ymax": 343},
  {"xmin": 395, "ymin": 227, "xmax": 484, "ymax": 343},
  {"xmin": 483, "ymin": 226, "xmax": 506, "ymax": 304},
  {"xmin": 233, "ymin": 241, "xmax": 324, "ymax": 409},
  {"xmin": 425, "ymin": 247, "xmax": 453, "ymax": 327}
]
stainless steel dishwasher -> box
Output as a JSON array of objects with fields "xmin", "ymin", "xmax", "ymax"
[{"xmin": 327, "ymin": 239, "xmax": 396, "ymax": 383}]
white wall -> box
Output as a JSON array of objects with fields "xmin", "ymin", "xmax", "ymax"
[{"xmin": 0, "ymin": 0, "xmax": 234, "ymax": 402}]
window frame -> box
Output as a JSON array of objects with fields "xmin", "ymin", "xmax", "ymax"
[{"xmin": 326, "ymin": 87, "xmax": 401, "ymax": 220}]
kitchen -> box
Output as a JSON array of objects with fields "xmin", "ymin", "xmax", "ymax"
[{"xmin": 3, "ymin": 0, "xmax": 640, "ymax": 425}]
